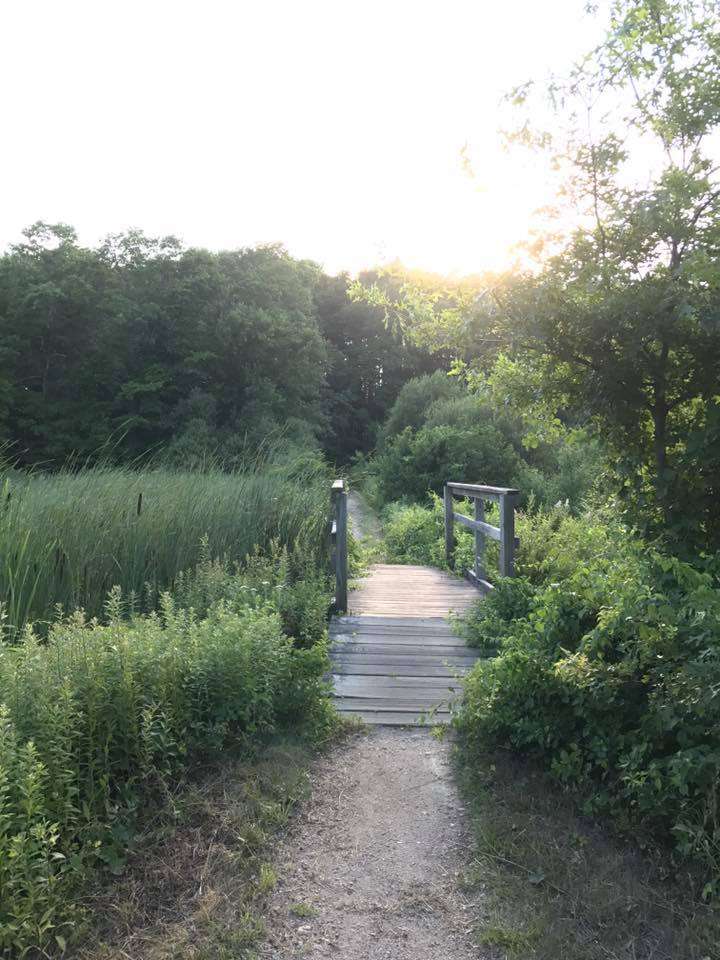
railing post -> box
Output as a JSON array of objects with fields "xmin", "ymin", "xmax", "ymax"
[
  {"xmin": 331, "ymin": 479, "xmax": 348, "ymax": 612},
  {"xmin": 498, "ymin": 493, "xmax": 517, "ymax": 578},
  {"xmin": 444, "ymin": 484, "xmax": 455, "ymax": 568},
  {"xmin": 473, "ymin": 495, "xmax": 486, "ymax": 581}
]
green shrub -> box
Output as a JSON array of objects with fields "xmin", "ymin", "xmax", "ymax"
[
  {"xmin": 376, "ymin": 423, "xmax": 521, "ymax": 503},
  {"xmin": 381, "ymin": 370, "xmax": 461, "ymax": 440},
  {"xmin": 457, "ymin": 519, "xmax": 720, "ymax": 896},
  {"xmin": 382, "ymin": 495, "xmax": 474, "ymax": 573}
]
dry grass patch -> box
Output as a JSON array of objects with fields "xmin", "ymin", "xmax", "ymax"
[
  {"xmin": 456, "ymin": 750, "xmax": 720, "ymax": 960},
  {"xmin": 72, "ymin": 738, "xmax": 315, "ymax": 960}
]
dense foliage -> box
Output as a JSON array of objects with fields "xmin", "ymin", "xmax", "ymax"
[
  {"xmin": 457, "ymin": 510, "xmax": 720, "ymax": 895},
  {"xmin": 373, "ymin": 371, "xmax": 602, "ymax": 509},
  {"xmin": 0, "ymin": 225, "xmax": 443, "ymax": 468},
  {"xmin": 380, "ymin": 494, "xmax": 720, "ymax": 891}
]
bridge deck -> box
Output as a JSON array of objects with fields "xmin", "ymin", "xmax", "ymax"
[{"xmin": 329, "ymin": 564, "xmax": 481, "ymax": 726}]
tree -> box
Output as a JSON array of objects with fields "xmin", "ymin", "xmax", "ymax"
[
  {"xmin": 357, "ymin": 0, "xmax": 720, "ymax": 548},
  {"xmin": 498, "ymin": 0, "xmax": 720, "ymax": 544},
  {"xmin": 316, "ymin": 273, "xmax": 447, "ymax": 462}
]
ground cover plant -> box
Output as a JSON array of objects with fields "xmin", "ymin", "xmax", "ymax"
[{"xmin": 457, "ymin": 750, "xmax": 720, "ymax": 960}]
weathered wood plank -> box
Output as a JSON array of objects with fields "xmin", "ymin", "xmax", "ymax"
[
  {"xmin": 332, "ymin": 662, "xmax": 473, "ymax": 677},
  {"xmin": 453, "ymin": 511, "xmax": 501, "ymax": 541},
  {"xmin": 334, "ymin": 696, "xmax": 454, "ymax": 710},
  {"xmin": 335, "ymin": 708, "xmax": 451, "ymax": 726},
  {"xmin": 332, "ymin": 674, "xmax": 464, "ymax": 691},
  {"xmin": 446, "ymin": 482, "xmax": 519, "ymax": 500},
  {"xmin": 332, "ymin": 642, "xmax": 473, "ymax": 657},
  {"xmin": 330, "ymin": 553, "xmax": 482, "ymax": 726}
]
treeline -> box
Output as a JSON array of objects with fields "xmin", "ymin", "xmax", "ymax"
[{"xmin": 0, "ymin": 223, "xmax": 443, "ymax": 467}]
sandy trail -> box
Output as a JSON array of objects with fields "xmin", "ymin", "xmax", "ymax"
[
  {"xmin": 260, "ymin": 728, "xmax": 483, "ymax": 959},
  {"xmin": 346, "ymin": 490, "xmax": 383, "ymax": 544}
]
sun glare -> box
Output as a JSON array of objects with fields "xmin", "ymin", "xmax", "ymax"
[{"xmin": 0, "ymin": 0, "xmax": 603, "ymax": 276}]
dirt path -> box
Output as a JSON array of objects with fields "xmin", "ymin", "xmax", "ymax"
[
  {"xmin": 261, "ymin": 729, "xmax": 483, "ymax": 959},
  {"xmin": 347, "ymin": 489, "xmax": 383, "ymax": 544}
]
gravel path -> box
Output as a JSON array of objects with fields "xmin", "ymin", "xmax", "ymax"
[
  {"xmin": 347, "ymin": 490, "xmax": 383, "ymax": 544},
  {"xmin": 261, "ymin": 729, "xmax": 484, "ymax": 959}
]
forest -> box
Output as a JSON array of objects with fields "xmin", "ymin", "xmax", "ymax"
[{"xmin": 1, "ymin": 0, "xmax": 720, "ymax": 957}]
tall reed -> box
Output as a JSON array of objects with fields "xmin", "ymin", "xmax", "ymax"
[{"xmin": 0, "ymin": 450, "xmax": 330, "ymax": 638}]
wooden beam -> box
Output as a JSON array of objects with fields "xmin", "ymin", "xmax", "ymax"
[
  {"xmin": 499, "ymin": 492, "xmax": 517, "ymax": 578},
  {"xmin": 444, "ymin": 484, "xmax": 455, "ymax": 567},
  {"xmin": 446, "ymin": 481, "xmax": 519, "ymax": 500},
  {"xmin": 331, "ymin": 479, "xmax": 348, "ymax": 613},
  {"xmin": 452, "ymin": 511, "xmax": 501, "ymax": 541}
]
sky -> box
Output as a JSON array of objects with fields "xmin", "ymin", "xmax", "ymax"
[{"xmin": 1, "ymin": 0, "xmax": 607, "ymax": 276}]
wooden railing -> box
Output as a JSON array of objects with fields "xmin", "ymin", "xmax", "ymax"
[
  {"xmin": 330, "ymin": 479, "xmax": 348, "ymax": 612},
  {"xmin": 444, "ymin": 482, "xmax": 520, "ymax": 591}
]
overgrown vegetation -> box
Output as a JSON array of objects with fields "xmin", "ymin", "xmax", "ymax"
[
  {"xmin": 0, "ymin": 545, "xmax": 334, "ymax": 957},
  {"xmin": 0, "ymin": 448, "xmax": 329, "ymax": 640},
  {"xmin": 456, "ymin": 508, "xmax": 720, "ymax": 897},
  {"xmin": 370, "ymin": 370, "xmax": 603, "ymax": 511}
]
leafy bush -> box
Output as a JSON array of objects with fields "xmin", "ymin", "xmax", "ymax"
[
  {"xmin": 376, "ymin": 423, "xmax": 521, "ymax": 503},
  {"xmin": 382, "ymin": 495, "xmax": 473, "ymax": 573},
  {"xmin": 375, "ymin": 371, "xmax": 602, "ymax": 511},
  {"xmin": 0, "ymin": 555, "xmax": 333, "ymax": 956},
  {"xmin": 381, "ymin": 370, "xmax": 461, "ymax": 440},
  {"xmin": 457, "ymin": 518, "xmax": 720, "ymax": 895}
]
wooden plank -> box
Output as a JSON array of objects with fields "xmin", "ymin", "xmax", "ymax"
[
  {"xmin": 499, "ymin": 492, "xmax": 517, "ymax": 578},
  {"xmin": 332, "ymin": 613, "xmax": 458, "ymax": 629},
  {"xmin": 331, "ymin": 662, "xmax": 474, "ymax": 677},
  {"xmin": 446, "ymin": 482, "xmax": 519, "ymax": 499},
  {"xmin": 332, "ymin": 616, "xmax": 457, "ymax": 629},
  {"xmin": 332, "ymin": 675, "xmax": 464, "ymax": 691},
  {"xmin": 330, "ymin": 633, "xmax": 461, "ymax": 646},
  {"xmin": 453, "ymin": 511, "xmax": 501, "ymax": 541},
  {"xmin": 331, "ymin": 634, "xmax": 464, "ymax": 646},
  {"xmin": 331, "ymin": 641, "xmax": 473, "ymax": 656},
  {"xmin": 474, "ymin": 496, "xmax": 486, "ymax": 581},
  {"xmin": 335, "ymin": 708, "xmax": 451, "ymax": 726},
  {"xmin": 444, "ymin": 484, "xmax": 455, "ymax": 567},
  {"xmin": 332, "ymin": 687, "xmax": 461, "ymax": 703},
  {"xmin": 331, "ymin": 655, "xmax": 477, "ymax": 669},
  {"xmin": 332, "ymin": 639, "xmax": 474, "ymax": 654},
  {"xmin": 329, "ymin": 555, "xmax": 486, "ymax": 724},
  {"xmin": 331, "ymin": 480, "xmax": 348, "ymax": 613},
  {"xmin": 334, "ymin": 697, "xmax": 452, "ymax": 713}
]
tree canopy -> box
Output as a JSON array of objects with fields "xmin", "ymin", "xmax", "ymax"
[{"xmin": 0, "ymin": 224, "xmax": 445, "ymax": 467}]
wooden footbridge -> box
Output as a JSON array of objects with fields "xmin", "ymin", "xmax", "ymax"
[{"xmin": 327, "ymin": 480, "xmax": 519, "ymax": 725}]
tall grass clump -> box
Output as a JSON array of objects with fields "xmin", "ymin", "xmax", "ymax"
[{"xmin": 0, "ymin": 449, "xmax": 330, "ymax": 639}]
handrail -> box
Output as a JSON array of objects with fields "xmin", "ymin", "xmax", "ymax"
[
  {"xmin": 330, "ymin": 479, "xmax": 348, "ymax": 612},
  {"xmin": 444, "ymin": 481, "xmax": 519, "ymax": 591}
]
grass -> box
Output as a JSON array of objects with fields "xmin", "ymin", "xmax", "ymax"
[
  {"xmin": 0, "ymin": 450, "xmax": 330, "ymax": 639},
  {"xmin": 73, "ymin": 737, "xmax": 316, "ymax": 959},
  {"xmin": 456, "ymin": 750, "xmax": 720, "ymax": 959}
]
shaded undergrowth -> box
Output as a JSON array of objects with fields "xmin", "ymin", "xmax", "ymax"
[{"xmin": 457, "ymin": 750, "xmax": 720, "ymax": 960}]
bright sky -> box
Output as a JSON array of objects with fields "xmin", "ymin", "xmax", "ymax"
[{"xmin": 1, "ymin": 0, "xmax": 606, "ymax": 275}]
